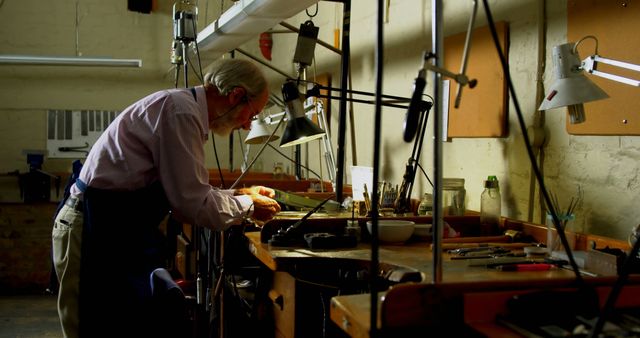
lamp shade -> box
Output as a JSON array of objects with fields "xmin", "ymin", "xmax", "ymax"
[
  {"xmin": 539, "ymin": 43, "xmax": 608, "ymax": 111},
  {"xmin": 279, "ymin": 81, "xmax": 325, "ymax": 147},
  {"xmin": 279, "ymin": 116, "xmax": 326, "ymax": 147},
  {"xmin": 245, "ymin": 118, "xmax": 279, "ymax": 144}
]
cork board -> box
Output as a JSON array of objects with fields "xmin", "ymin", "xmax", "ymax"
[
  {"xmin": 445, "ymin": 21, "xmax": 508, "ymax": 138},
  {"xmin": 566, "ymin": 1, "xmax": 640, "ymax": 135}
]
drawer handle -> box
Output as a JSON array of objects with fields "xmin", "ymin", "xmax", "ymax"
[{"xmin": 268, "ymin": 289, "xmax": 284, "ymax": 311}]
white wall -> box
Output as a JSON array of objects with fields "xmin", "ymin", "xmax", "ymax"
[
  {"xmin": 234, "ymin": 0, "xmax": 640, "ymax": 241},
  {"xmin": 1, "ymin": 0, "xmax": 638, "ymax": 241}
]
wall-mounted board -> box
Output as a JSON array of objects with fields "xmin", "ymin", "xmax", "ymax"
[
  {"xmin": 566, "ymin": 1, "xmax": 640, "ymax": 135},
  {"xmin": 445, "ymin": 21, "xmax": 509, "ymax": 138}
]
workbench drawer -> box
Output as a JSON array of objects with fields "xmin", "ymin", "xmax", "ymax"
[{"xmin": 270, "ymin": 271, "xmax": 296, "ymax": 338}]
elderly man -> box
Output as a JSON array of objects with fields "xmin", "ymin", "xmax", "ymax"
[{"xmin": 52, "ymin": 58, "xmax": 280, "ymax": 337}]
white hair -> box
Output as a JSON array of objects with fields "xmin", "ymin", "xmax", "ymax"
[{"xmin": 204, "ymin": 59, "xmax": 267, "ymax": 99}]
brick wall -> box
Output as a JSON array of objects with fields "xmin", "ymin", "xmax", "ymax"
[{"xmin": 0, "ymin": 202, "xmax": 57, "ymax": 295}]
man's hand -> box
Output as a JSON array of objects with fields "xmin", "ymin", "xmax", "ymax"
[
  {"xmin": 236, "ymin": 185, "xmax": 276, "ymax": 198},
  {"xmin": 250, "ymin": 194, "xmax": 281, "ymax": 223}
]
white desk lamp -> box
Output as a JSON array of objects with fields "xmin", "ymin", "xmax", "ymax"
[
  {"xmin": 539, "ymin": 36, "xmax": 640, "ymax": 124},
  {"xmin": 244, "ymin": 115, "xmax": 280, "ymax": 145}
]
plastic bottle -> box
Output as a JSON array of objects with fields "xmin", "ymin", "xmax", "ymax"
[{"xmin": 480, "ymin": 176, "xmax": 501, "ymax": 235}]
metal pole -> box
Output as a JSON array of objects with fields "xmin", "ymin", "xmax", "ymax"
[
  {"xmin": 431, "ymin": 0, "xmax": 444, "ymax": 284},
  {"xmin": 370, "ymin": 0, "xmax": 384, "ymax": 335},
  {"xmin": 335, "ymin": 0, "xmax": 350, "ymax": 203}
]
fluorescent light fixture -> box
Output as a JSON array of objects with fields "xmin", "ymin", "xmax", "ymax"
[
  {"xmin": 196, "ymin": 0, "xmax": 319, "ymax": 55},
  {"xmin": 539, "ymin": 36, "xmax": 639, "ymax": 124},
  {"xmin": 0, "ymin": 55, "xmax": 142, "ymax": 68}
]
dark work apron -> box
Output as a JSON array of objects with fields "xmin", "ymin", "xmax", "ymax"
[
  {"xmin": 77, "ymin": 88, "xmax": 196, "ymax": 337},
  {"xmin": 78, "ymin": 180, "xmax": 171, "ymax": 337}
]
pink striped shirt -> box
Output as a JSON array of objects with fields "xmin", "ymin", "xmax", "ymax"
[{"xmin": 71, "ymin": 86, "xmax": 252, "ymax": 230}]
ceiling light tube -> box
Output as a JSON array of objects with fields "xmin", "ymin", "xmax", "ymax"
[{"xmin": 0, "ymin": 55, "xmax": 142, "ymax": 68}]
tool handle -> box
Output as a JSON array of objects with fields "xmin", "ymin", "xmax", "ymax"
[
  {"xmin": 442, "ymin": 235, "xmax": 511, "ymax": 243},
  {"xmin": 438, "ymin": 242, "xmax": 532, "ymax": 250}
]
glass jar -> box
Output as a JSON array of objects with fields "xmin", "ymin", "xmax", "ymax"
[
  {"xmin": 273, "ymin": 162, "xmax": 284, "ymax": 179},
  {"xmin": 546, "ymin": 213, "xmax": 576, "ymax": 253},
  {"xmin": 417, "ymin": 193, "xmax": 433, "ymax": 216},
  {"xmin": 442, "ymin": 178, "xmax": 465, "ymax": 216}
]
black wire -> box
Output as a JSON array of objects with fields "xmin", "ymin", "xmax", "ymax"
[
  {"xmin": 186, "ymin": 52, "xmax": 204, "ymax": 84},
  {"xmin": 191, "ymin": 20, "xmax": 205, "ymax": 86},
  {"xmin": 416, "ymin": 162, "xmax": 434, "ymax": 188},
  {"xmin": 481, "ymin": 0, "xmax": 583, "ymax": 284},
  {"xmin": 174, "ymin": 65, "xmax": 180, "ymax": 89},
  {"xmin": 266, "ymin": 143, "xmax": 323, "ymax": 181},
  {"xmin": 225, "ymin": 203, "xmax": 255, "ymax": 300},
  {"xmin": 589, "ymin": 232, "xmax": 640, "ymax": 337},
  {"xmin": 202, "ymin": 46, "xmax": 227, "ymax": 187},
  {"xmin": 211, "ymin": 134, "xmax": 226, "ymax": 188},
  {"xmin": 407, "ymin": 102, "xmax": 432, "ymax": 200},
  {"xmin": 306, "ymin": 3, "xmax": 318, "ymax": 18},
  {"xmin": 236, "ymin": 129, "xmax": 246, "ymax": 162}
]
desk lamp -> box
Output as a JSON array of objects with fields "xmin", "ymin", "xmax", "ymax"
[
  {"xmin": 244, "ymin": 115, "xmax": 280, "ymax": 144},
  {"xmin": 538, "ymin": 36, "xmax": 640, "ymax": 123},
  {"xmin": 537, "ymin": 36, "xmax": 640, "ymax": 338},
  {"xmin": 234, "ymin": 81, "xmax": 326, "ymax": 189},
  {"xmin": 279, "ymin": 81, "xmax": 326, "ymax": 147}
]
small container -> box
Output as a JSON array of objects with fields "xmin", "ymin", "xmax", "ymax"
[
  {"xmin": 443, "ymin": 178, "xmax": 465, "ymax": 216},
  {"xmin": 273, "ymin": 162, "xmax": 284, "ymax": 179},
  {"xmin": 417, "ymin": 193, "xmax": 433, "ymax": 216},
  {"xmin": 345, "ymin": 219, "xmax": 361, "ymax": 243},
  {"xmin": 629, "ymin": 224, "xmax": 640, "ymax": 258},
  {"xmin": 366, "ymin": 220, "xmax": 415, "ymax": 243},
  {"xmin": 546, "ymin": 213, "xmax": 576, "ymax": 254}
]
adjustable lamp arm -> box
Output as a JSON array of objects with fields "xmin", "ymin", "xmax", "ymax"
[
  {"xmin": 575, "ymin": 35, "xmax": 640, "ymax": 87},
  {"xmin": 306, "ymin": 84, "xmax": 431, "ymax": 111},
  {"xmin": 581, "ymin": 54, "xmax": 640, "ymax": 87}
]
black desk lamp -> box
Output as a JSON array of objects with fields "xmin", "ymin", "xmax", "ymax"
[{"xmin": 279, "ymin": 81, "xmax": 326, "ymax": 147}]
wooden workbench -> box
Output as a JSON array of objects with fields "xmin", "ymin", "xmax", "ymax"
[
  {"xmin": 244, "ymin": 216, "xmax": 637, "ymax": 338},
  {"xmin": 329, "ymin": 276, "xmax": 640, "ymax": 338},
  {"xmin": 245, "ymin": 231, "xmax": 576, "ymax": 283},
  {"xmin": 244, "ymin": 229, "xmax": 579, "ymax": 338}
]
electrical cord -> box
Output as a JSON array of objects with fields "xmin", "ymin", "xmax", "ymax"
[
  {"xmin": 213, "ymin": 203, "xmax": 254, "ymax": 307},
  {"xmin": 481, "ymin": 0, "xmax": 584, "ymax": 282},
  {"xmin": 267, "ymin": 143, "xmax": 323, "ymax": 181},
  {"xmin": 189, "ymin": 12, "xmax": 204, "ymax": 86},
  {"xmin": 416, "ymin": 162, "xmax": 434, "ymax": 188},
  {"xmin": 236, "ymin": 129, "xmax": 247, "ymax": 167},
  {"xmin": 187, "ymin": 52, "xmax": 204, "ymax": 84},
  {"xmin": 211, "ymin": 135, "xmax": 226, "ymax": 188},
  {"xmin": 230, "ymin": 118, "xmax": 284, "ymax": 189},
  {"xmin": 306, "ymin": 3, "xmax": 318, "ymax": 18}
]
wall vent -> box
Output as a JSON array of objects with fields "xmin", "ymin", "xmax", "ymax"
[{"xmin": 46, "ymin": 109, "xmax": 119, "ymax": 158}]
